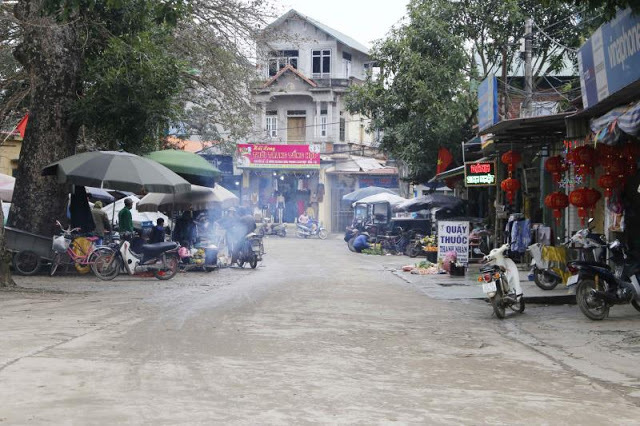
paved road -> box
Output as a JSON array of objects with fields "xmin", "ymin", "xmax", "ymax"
[{"xmin": 1, "ymin": 236, "xmax": 639, "ymax": 424}]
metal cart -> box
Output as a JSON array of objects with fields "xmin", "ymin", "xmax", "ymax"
[{"xmin": 4, "ymin": 226, "xmax": 54, "ymax": 275}]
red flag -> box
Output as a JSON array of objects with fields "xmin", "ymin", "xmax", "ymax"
[
  {"xmin": 14, "ymin": 113, "xmax": 29, "ymax": 138},
  {"xmin": 436, "ymin": 146, "xmax": 453, "ymax": 175}
]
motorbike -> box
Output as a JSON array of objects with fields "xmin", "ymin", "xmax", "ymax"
[
  {"xmin": 528, "ymin": 222, "xmax": 607, "ymax": 290},
  {"xmin": 91, "ymin": 233, "xmax": 180, "ymax": 281},
  {"xmin": 568, "ymin": 240, "xmax": 640, "ymax": 320},
  {"xmin": 234, "ymin": 232, "xmax": 264, "ymax": 269},
  {"xmin": 477, "ymin": 244, "xmax": 524, "ymax": 319},
  {"xmin": 297, "ymin": 221, "xmax": 328, "ymax": 240},
  {"xmin": 257, "ymin": 219, "xmax": 287, "ymax": 238}
]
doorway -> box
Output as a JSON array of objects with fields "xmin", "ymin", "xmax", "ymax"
[{"xmin": 287, "ymin": 117, "xmax": 306, "ymax": 143}]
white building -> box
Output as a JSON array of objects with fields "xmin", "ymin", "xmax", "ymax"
[{"xmin": 242, "ymin": 9, "xmax": 397, "ymax": 231}]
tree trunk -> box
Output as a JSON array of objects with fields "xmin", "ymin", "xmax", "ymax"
[
  {"xmin": 9, "ymin": 0, "xmax": 83, "ymax": 237},
  {"xmin": 0, "ymin": 201, "xmax": 16, "ymax": 287}
]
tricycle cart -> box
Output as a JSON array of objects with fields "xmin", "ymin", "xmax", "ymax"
[{"xmin": 4, "ymin": 226, "xmax": 54, "ymax": 275}]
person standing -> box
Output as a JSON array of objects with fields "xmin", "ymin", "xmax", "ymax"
[
  {"xmin": 118, "ymin": 198, "xmax": 134, "ymax": 233},
  {"xmin": 91, "ymin": 201, "xmax": 111, "ymax": 244}
]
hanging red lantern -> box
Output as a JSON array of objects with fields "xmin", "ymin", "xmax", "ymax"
[
  {"xmin": 619, "ymin": 142, "xmax": 640, "ymax": 161},
  {"xmin": 544, "ymin": 191, "xmax": 569, "ymax": 223},
  {"xmin": 544, "ymin": 156, "xmax": 568, "ymax": 184},
  {"xmin": 501, "ymin": 177, "xmax": 520, "ymax": 204},
  {"xmin": 569, "ymin": 187, "xmax": 594, "ymax": 225},
  {"xmin": 596, "ymin": 143, "xmax": 616, "ymax": 164},
  {"xmin": 501, "ymin": 150, "xmax": 522, "ymax": 173},
  {"xmin": 570, "ymin": 145, "xmax": 597, "ymax": 178},
  {"xmin": 585, "ymin": 187, "xmax": 601, "ymax": 206},
  {"xmin": 597, "ymin": 174, "xmax": 622, "ymax": 198}
]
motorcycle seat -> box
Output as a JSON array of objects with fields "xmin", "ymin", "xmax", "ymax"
[
  {"xmin": 140, "ymin": 242, "xmax": 179, "ymax": 257},
  {"xmin": 571, "ymin": 260, "xmax": 610, "ymax": 270}
]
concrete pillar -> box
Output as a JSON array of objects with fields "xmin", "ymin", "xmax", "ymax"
[
  {"xmin": 327, "ymin": 101, "xmax": 333, "ymax": 140},
  {"xmin": 315, "ymin": 101, "xmax": 321, "ymax": 138}
]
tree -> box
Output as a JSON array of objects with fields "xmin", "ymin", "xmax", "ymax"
[
  {"xmin": 346, "ymin": 0, "xmax": 475, "ymax": 182},
  {"xmin": 0, "ymin": 0, "xmax": 271, "ymax": 287},
  {"xmin": 346, "ymin": 0, "xmax": 599, "ymax": 182}
]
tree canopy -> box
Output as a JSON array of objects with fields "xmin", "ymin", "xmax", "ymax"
[{"xmin": 346, "ymin": 0, "xmax": 604, "ymax": 182}]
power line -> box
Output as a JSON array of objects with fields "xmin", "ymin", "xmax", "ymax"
[{"xmin": 532, "ymin": 20, "xmax": 579, "ymax": 53}]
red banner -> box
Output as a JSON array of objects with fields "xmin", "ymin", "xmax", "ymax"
[{"xmin": 237, "ymin": 144, "xmax": 320, "ymax": 169}]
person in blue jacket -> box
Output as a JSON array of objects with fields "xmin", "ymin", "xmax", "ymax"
[{"xmin": 353, "ymin": 232, "xmax": 370, "ymax": 253}]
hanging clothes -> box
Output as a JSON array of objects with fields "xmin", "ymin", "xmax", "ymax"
[
  {"xmin": 69, "ymin": 186, "xmax": 95, "ymax": 233},
  {"xmin": 510, "ymin": 219, "xmax": 531, "ymax": 253}
]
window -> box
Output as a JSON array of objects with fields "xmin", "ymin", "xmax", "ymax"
[
  {"xmin": 342, "ymin": 52, "xmax": 352, "ymax": 78},
  {"xmin": 312, "ymin": 49, "xmax": 331, "ymax": 77},
  {"xmin": 320, "ymin": 114, "xmax": 328, "ymax": 137},
  {"xmin": 267, "ymin": 50, "xmax": 299, "ymax": 77},
  {"xmin": 339, "ymin": 117, "xmax": 346, "ymax": 142},
  {"xmin": 287, "ymin": 110, "xmax": 306, "ymax": 116},
  {"xmin": 266, "ymin": 111, "xmax": 277, "ymax": 137}
]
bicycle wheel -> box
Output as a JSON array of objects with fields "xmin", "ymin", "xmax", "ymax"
[
  {"xmin": 49, "ymin": 252, "xmax": 62, "ymax": 276},
  {"xmin": 92, "ymin": 251, "xmax": 121, "ymax": 281}
]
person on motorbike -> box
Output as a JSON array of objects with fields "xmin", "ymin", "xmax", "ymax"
[{"xmin": 224, "ymin": 207, "xmax": 257, "ymax": 262}]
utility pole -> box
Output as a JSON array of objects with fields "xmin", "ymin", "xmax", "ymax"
[{"xmin": 523, "ymin": 17, "xmax": 533, "ymax": 117}]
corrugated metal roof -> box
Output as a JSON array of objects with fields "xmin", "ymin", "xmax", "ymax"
[{"xmin": 267, "ymin": 9, "xmax": 369, "ymax": 55}]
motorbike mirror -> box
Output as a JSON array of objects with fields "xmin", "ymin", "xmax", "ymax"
[{"xmin": 473, "ymin": 248, "xmax": 485, "ymax": 255}]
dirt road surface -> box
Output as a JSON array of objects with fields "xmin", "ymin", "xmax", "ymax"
[{"xmin": 1, "ymin": 237, "xmax": 639, "ymax": 424}]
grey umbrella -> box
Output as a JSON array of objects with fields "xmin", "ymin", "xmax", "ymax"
[
  {"xmin": 342, "ymin": 186, "xmax": 397, "ymax": 203},
  {"xmin": 42, "ymin": 151, "xmax": 191, "ymax": 194}
]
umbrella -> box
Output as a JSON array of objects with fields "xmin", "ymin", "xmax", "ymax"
[
  {"xmin": 102, "ymin": 195, "xmax": 170, "ymax": 229},
  {"xmin": 394, "ymin": 194, "xmax": 465, "ymax": 213},
  {"xmin": 42, "ymin": 151, "xmax": 191, "ymax": 194},
  {"xmin": 137, "ymin": 184, "xmax": 239, "ymax": 213},
  {"xmin": 145, "ymin": 150, "xmax": 221, "ymax": 186},
  {"xmin": 342, "ymin": 186, "xmax": 397, "ymax": 203},
  {"xmin": 0, "ymin": 173, "xmax": 15, "ymax": 202},
  {"xmin": 352, "ymin": 192, "xmax": 407, "ymax": 207},
  {"xmin": 86, "ymin": 187, "xmax": 115, "ymax": 203}
]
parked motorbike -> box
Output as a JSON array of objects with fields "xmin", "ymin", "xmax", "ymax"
[
  {"xmin": 297, "ymin": 221, "xmax": 328, "ymax": 240},
  {"xmin": 257, "ymin": 219, "xmax": 287, "ymax": 238},
  {"xmin": 568, "ymin": 240, "xmax": 640, "ymax": 320},
  {"xmin": 234, "ymin": 233, "xmax": 264, "ymax": 269},
  {"xmin": 92, "ymin": 233, "xmax": 179, "ymax": 281},
  {"xmin": 477, "ymin": 244, "xmax": 524, "ymax": 319},
  {"xmin": 405, "ymin": 232, "xmax": 426, "ymax": 258},
  {"xmin": 528, "ymin": 222, "xmax": 607, "ymax": 290}
]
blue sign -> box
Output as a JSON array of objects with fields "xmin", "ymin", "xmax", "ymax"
[
  {"xmin": 478, "ymin": 75, "xmax": 499, "ymax": 131},
  {"xmin": 579, "ymin": 8, "xmax": 640, "ymax": 109}
]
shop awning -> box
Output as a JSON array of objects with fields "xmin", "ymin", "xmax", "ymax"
[
  {"xmin": 428, "ymin": 165, "xmax": 464, "ymax": 182},
  {"xmin": 326, "ymin": 155, "xmax": 397, "ymax": 175},
  {"xmin": 429, "ymin": 157, "xmax": 492, "ymax": 182},
  {"xmin": 478, "ymin": 113, "xmax": 572, "ymax": 146}
]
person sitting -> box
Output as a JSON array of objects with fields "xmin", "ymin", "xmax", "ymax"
[
  {"xmin": 174, "ymin": 211, "xmax": 197, "ymax": 248},
  {"xmin": 149, "ymin": 218, "xmax": 166, "ymax": 244},
  {"xmin": 353, "ymin": 233, "xmax": 370, "ymax": 253},
  {"xmin": 298, "ymin": 212, "xmax": 312, "ymax": 229}
]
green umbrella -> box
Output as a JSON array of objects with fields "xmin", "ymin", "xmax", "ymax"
[
  {"xmin": 145, "ymin": 149, "xmax": 220, "ymax": 187},
  {"xmin": 42, "ymin": 151, "xmax": 191, "ymax": 194}
]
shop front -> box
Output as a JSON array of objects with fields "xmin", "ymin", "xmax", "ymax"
[{"xmin": 236, "ymin": 144, "xmax": 323, "ymax": 223}]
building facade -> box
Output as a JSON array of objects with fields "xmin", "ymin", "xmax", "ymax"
[{"xmin": 243, "ymin": 9, "xmax": 397, "ymax": 230}]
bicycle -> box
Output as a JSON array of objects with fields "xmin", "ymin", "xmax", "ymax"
[{"xmin": 50, "ymin": 221, "xmax": 114, "ymax": 276}]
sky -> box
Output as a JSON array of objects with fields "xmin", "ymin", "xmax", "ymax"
[{"xmin": 277, "ymin": 0, "xmax": 411, "ymax": 48}]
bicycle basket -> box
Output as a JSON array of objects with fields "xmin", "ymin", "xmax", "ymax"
[{"xmin": 52, "ymin": 235, "xmax": 70, "ymax": 253}]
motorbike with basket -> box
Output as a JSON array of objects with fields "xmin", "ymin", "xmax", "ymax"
[
  {"xmin": 476, "ymin": 244, "xmax": 524, "ymax": 319},
  {"xmin": 568, "ymin": 240, "xmax": 640, "ymax": 320},
  {"xmin": 91, "ymin": 232, "xmax": 180, "ymax": 280},
  {"xmin": 528, "ymin": 220, "xmax": 607, "ymax": 290}
]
